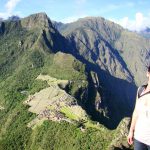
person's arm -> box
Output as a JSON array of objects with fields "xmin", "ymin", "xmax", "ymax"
[
  {"xmin": 127, "ymin": 88, "xmax": 139, "ymax": 145},
  {"xmin": 127, "ymin": 109, "xmax": 138, "ymax": 145}
]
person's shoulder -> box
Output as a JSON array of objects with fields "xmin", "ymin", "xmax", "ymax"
[
  {"xmin": 137, "ymin": 84, "xmax": 147, "ymax": 98},
  {"xmin": 138, "ymin": 84, "xmax": 147, "ymax": 90}
]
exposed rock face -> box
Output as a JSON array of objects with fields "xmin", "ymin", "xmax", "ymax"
[
  {"xmin": 115, "ymin": 31, "xmax": 150, "ymax": 85},
  {"xmin": 52, "ymin": 21, "xmax": 65, "ymax": 31},
  {"xmin": 21, "ymin": 13, "xmax": 54, "ymax": 30},
  {"xmin": 59, "ymin": 17, "xmax": 150, "ymax": 87},
  {"xmin": 60, "ymin": 17, "xmax": 134, "ymax": 82},
  {"xmin": 109, "ymin": 117, "xmax": 132, "ymax": 150}
]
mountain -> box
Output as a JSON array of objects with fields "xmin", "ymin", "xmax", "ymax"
[
  {"xmin": 57, "ymin": 17, "xmax": 150, "ymax": 127},
  {"xmin": 0, "ymin": 18, "xmax": 3, "ymax": 22},
  {"xmin": 59, "ymin": 17, "xmax": 150, "ymax": 85},
  {"xmin": 139, "ymin": 27, "xmax": 150, "ymax": 38},
  {"xmin": 1, "ymin": 12, "xmax": 150, "ymax": 150},
  {"xmin": 64, "ymin": 19, "xmax": 149, "ymax": 89},
  {"xmin": 52, "ymin": 21, "xmax": 66, "ymax": 31},
  {"xmin": 56, "ymin": 16, "xmax": 150, "ymax": 148},
  {"xmin": 8, "ymin": 15, "xmax": 20, "ymax": 21}
]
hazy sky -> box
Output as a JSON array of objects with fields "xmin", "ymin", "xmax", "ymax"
[{"xmin": 0, "ymin": 0, "xmax": 150, "ymax": 31}]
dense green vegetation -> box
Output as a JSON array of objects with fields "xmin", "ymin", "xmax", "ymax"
[{"xmin": 26, "ymin": 120, "xmax": 114, "ymax": 150}]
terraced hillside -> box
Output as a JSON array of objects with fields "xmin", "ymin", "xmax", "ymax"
[{"xmin": 24, "ymin": 74, "xmax": 88, "ymax": 128}]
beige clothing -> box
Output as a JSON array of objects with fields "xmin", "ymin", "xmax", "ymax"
[{"xmin": 134, "ymin": 90, "xmax": 150, "ymax": 146}]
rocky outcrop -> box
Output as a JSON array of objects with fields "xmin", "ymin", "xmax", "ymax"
[
  {"xmin": 109, "ymin": 117, "xmax": 133, "ymax": 150},
  {"xmin": 21, "ymin": 13, "xmax": 54, "ymax": 30}
]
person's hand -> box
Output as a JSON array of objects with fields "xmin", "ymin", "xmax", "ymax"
[{"xmin": 127, "ymin": 131, "xmax": 134, "ymax": 145}]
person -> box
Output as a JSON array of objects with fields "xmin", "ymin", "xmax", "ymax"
[{"xmin": 127, "ymin": 66, "xmax": 150, "ymax": 150}]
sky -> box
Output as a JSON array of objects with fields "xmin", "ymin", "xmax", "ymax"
[{"xmin": 0, "ymin": 0, "xmax": 150, "ymax": 31}]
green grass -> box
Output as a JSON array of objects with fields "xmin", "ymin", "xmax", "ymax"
[
  {"xmin": 84, "ymin": 120, "xmax": 109, "ymax": 131},
  {"xmin": 25, "ymin": 120, "xmax": 114, "ymax": 150},
  {"xmin": 60, "ymin": 106, "xmax": 79, "ymax": 120}
]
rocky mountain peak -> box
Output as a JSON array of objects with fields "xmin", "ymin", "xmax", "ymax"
[
  {"xmin": 21, "ymin": 12, "xmax": 54, "ymax": 30},
  {"xmin": 65, "ymin": 16, "xmax": 122, "ymax": 32}
]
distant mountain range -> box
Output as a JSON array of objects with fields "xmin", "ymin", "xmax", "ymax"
[
  {"xmin": 0, "ymin": 12, "xmax": 150, "ymax": 150},
  {"xmin": 139, "ymin": 27, "xmax": 150, "ymax": 38},
  {"xmin": 0, "ymin": 15, "xmax": 20, "ymax": 22}
]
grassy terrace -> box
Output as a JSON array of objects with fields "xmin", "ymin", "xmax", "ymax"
[{"xmin": 60, "ymin": 106, "xmax": 82, "ymax": 121}]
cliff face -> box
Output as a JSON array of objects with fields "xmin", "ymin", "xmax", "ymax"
[
  {"xmin": 21, "ymin": 13, "xmax": 53, "ymax": 30},
  {"xmin": 59, "ymin": 17, "xmax": 150, "ymax": 86}
]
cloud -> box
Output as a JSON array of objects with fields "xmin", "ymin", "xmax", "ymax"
[
  {"xmin": 106, "ymin": 4, "xmax": 120, "ymax": 11},
  {"xmin": 0, "ymin": 0, "xmax": 21, "ymax": 18},
  {"xmin": 96, "ymin": 4, "xmax": 119, "ymax": 15},
  {"xmin": 137, "ymin": 0, "xmax": 148, "ymax": 5},
  {"xmin": 126, "ymin": 2, "xmax": 135, "ymax": 7},
  {"xmin": 0, "ymin": 12, "xmax": 8, "ymax": 19},
  {"xmin": 75, "ymin": 0, "xmax": 86, "ymax": 5},
  {"xmin": 135, "ymin": 13, "xmax": 144, "ymax": 30},
  {"xmin": 96, "ymin": 2, "xmax": 134, "ymax": 15},
  {"xmin": 6, "ymin": 0, "xmax": 21, "ymax": 13},
  {"xmin": 73, "ymin": 0, "xmax": 87, "ymax": 21},
  {"xmin": 58, "ymin": 0, "xmax": 87, "ymax": 23},
  {"xmin": 111, "ymin": 12, "xmax": 150, "ymax": 31}
]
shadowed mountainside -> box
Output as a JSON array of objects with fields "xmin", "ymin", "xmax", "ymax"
[{"xmin": 55, "ymin": 17, "xmax": 140, "ymax": 125}]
